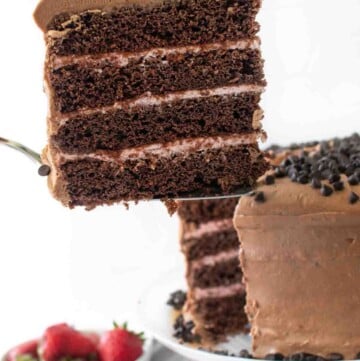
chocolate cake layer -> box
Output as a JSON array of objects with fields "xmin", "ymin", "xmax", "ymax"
[
  {"xmin": 52, "ymin": 93, "xmax": 262, "ymax": 153},
  {"xmin": 55, "ymin": 144, "xmax": 267, "ymax": 208},
  {"xmin": 178, "ymin": 198, "xmax": 240, "ymax": 224},
  {"xmin": 49, "ymin": 48, "xmax": 265, "ymax": 113},
  {"xmin": 46, "ymin": 0, "xmax": 261, "ymax": 56},
  {"xmin": 182, "ymin": 229, "xmax": 240, "ymax": 261},
  {"xmin": 189, "ymin": 293, "xmax": 248, "ymax": 338},
  {"xmin": 188, "ymin": 257, "xmax": 242, "ymax": 289}
]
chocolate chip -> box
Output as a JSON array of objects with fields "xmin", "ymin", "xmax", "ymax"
[
  {"xmin": 333, "ymin": 181, "xmax": 344, "ymax": 191},
  {"xmin": 289, "ymin": 155, "xmax": 300, "ymax": 164},
  {"xmin": 291, "ymin": 172, "xmax": 298, "ymax": 182},
  {"xmin": 300, "ymin": 150, "xmax": 309, "ymax": 158},
  {"xmin": 348, "ymin": 174, "xmax": 359, "ymax": 186},
  {"xmin": 239, "ymin": 350, "xmax": 253, "ymax": 359},
  {"xmin": 326, "ymin": 353, "xmax": 344, "ymax": 361},
  {"xmin": 289, "ymin": 353, "xmax": 325, "ymax": 361},
  {"xmin": 345, "ymin": 166, "xmax": 355, "ymax": 177},
  {"xmin": 265, "ymin": 353, "xmax": 284, "ymax": 360},
  {"xmin": 38, "ymin": 164, "xmax": 51, "ymax": 176},
  {"xmin": 281, "ymin": 158, "xmax": 291, "ymax": 167},
  {"xmin": 312, "ymin": 171, "xmax": 322, "ymax": 180},
  {"xmin": 321, "ymin": 169, "xmax": 332, "ymax": 180},
  {"xmin": 265, "ymin": 175, "xmax": 275, "ymax": 185},
  {"xmin": 349, "ymin": 192, "xmax": 359, "ymax": 204},
  {"xmin": 173, "ymin": 315, "xmax": 200, "ymax": 343},
  {"xmin": 275, "ymin": 167, "xmax": 286, "ymax": 178},
  {"xmin": 311, "ymin": 178, "xmax": 322, "ymax": 189},
  {"xmin": 297, "ymin": 175, "xmax": 309, "ymax": 184},
  {"xmin": 321, "ymin": 184, "xmax": 333, "ymax": 197},
  {"xmin": 328, "ymin": 174, "xmax": 341, "ymax": 183},
  {"xmin": 254, "ymin": 191, "xmax": 266, "ymax": 203},
  {"xmin": 167, "ymin": 290, "xmax": 187, "ymax": 310},
  {"xmin": 213, "ymin": 350, "xmax": 234, "ymax": 356},
  {"xmin": 338, "ymin": 165, "xmax": 346, "ymax": 172}
]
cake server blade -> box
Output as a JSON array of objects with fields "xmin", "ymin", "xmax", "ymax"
[{"xmin": 173, "ymin": 188, "xmax": 252, "ymax": 201}]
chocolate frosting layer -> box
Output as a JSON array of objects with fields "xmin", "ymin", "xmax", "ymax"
[
  {"xmin": 34, "ymin": 0, "xmax": 168, "ymax": 31},
  {"xmin": 234, "ymin": 140, "xmax": 360, "ymax": 359}
]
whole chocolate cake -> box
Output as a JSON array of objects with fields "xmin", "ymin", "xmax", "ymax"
[
  {"xmin": 234, "ymin": 133, "xmax": 360, "ymax": 360},
  {"xmin": 34, "ymin": 0, "xmax": 268, "ymax": 208},
  {"xmin": 177, "ymin": 198, "xmax": 248, "ymax": 342}
]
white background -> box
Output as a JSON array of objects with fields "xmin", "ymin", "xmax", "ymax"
[{"xmin": 0, "ymin": 0, "xmax": 360, "ymax": 356}]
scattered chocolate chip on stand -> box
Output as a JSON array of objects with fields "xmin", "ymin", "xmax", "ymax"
[{"xmin": 167, "ymin": 290, "xmax": 187, "ymax": 311}]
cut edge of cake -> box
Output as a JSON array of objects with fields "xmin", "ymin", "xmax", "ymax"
[{"xmin": 177, "ymin": 199, "xmax": 249, "ymax": 343}]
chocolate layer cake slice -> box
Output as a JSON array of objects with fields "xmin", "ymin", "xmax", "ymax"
[
  {"xmin": 34, "ymin": 0, "xmax": 268, "ymax": 208},
  {"xmin": 234, "ymin": 134, "xmax": 360, "ymax": 359},
  {"xmin": 177, "ymin": 198, "xmax": 248, "ymax": 342}
]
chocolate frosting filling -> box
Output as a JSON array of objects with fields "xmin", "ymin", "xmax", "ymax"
[{"xmin": 34, "ymin": 0, "xmax": 168, "ymax": 31}]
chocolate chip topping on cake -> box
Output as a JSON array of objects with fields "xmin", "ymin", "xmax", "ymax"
[{"xmin": 263, "ymin": 133, "xmax": 360, "ymax": 205}]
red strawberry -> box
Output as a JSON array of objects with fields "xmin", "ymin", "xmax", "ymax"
[
  {"xmin": 98, "ymin": 323, "xmax": 143, "ymax": 361},
  {"xmin": 39, "ymin": 323, "xmax": 98, "ymax": 361},
  {"xmin": 6, "ymin": 339, "xmax": 39, "ymax": 361},
  {"xmin": 84, "ymin": 332, "xmax": 100, "ymax": 347}
]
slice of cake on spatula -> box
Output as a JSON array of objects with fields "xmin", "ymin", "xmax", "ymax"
[{"xmin": 34, "ymin": 0, "xmax": 268, "ymax": 209}]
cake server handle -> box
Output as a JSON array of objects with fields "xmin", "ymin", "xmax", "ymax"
[{"xmin": 0, "ymin": 136, "xmax": 42, "ymax": 164}]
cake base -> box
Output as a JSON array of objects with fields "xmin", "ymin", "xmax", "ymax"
[
  {"xmin": 181, "ymin": 293, "xmax": 248, "ymax": 343},
  {"xmin": 48, "ymin": 143, "xmax": 267, "ymax": 208}
]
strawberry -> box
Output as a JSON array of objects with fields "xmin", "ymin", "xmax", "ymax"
[
  {"xmin": 39, "ymin": 323, "xmax": 98, "ymax": 361},
  {"xmin": 98, "ymin": 323, "xmax": 144, "ymax": 361},
  {"xmin": 6, "ymin": 339, "xmax": 39, "ymax": 361},
  {"xmin": 84, "ymin": 332, "xmax": 100, "ymax": 347}
]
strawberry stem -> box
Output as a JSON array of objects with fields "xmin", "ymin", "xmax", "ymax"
[
  {"xmin": 137, "ymin": 332, "xmax": 145, "ymax": 342},
  {"xmin": 113, "ymin": 321, "xmax": 119, "ymax": 329}
]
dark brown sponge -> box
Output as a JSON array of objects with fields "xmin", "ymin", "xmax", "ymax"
[
  {"xmin": 188, "ymin": 257, "xmax": 242, "ymax": 289},
  {"xmin": 52, "ymin": 93, "xmax": 262, "ymax": 153},
  {"xmin": 48, "ymin": 0, "xmax": 261, "ymax": 56},
  {"xmin": 50, "ymin": 48, "xmax": 265, "ymax": 113},
  {"xmin": 190, "ymin": 293, "xmax": 248, "ymax": 339},
  {"xmin": 59, "ymin": 144, "xmax": 268, "ymax": 208},
  {"xmin": 182, "ymin": 228, "xmax": 240, "ymax": 261},
  {"xmin": 178, "ymin": 198, "xmax": 240, "ymax": 224}
]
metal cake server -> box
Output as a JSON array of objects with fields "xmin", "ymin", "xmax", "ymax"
[
  {"xmin": 0, "ymin": 136, "xmax": 42, "ymax": 164},
  {"xmin": 0, "ymin": 136, "xmax": 252, "ymax": 201}
]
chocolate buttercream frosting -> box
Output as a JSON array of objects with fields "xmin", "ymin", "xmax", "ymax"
[
  {"xmin": 234, "ymin": 133, "xmax": 360, "ymax": 359},
  {"xmin": 34, "ymin": 0, "xmax": 172, "ymax": 31}
]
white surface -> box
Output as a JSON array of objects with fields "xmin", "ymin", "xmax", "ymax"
[
  {"xmin": 138, "ymin": 268, "xmax": 252, "ymax": 361},
  {"xmin": 0, "ymin": 0, "xmax": 360, "ymax": 359}
]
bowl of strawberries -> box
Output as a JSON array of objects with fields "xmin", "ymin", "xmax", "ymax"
[{"xmin": 3, "ymin": 323, "xmax": 152, "ymax": 361}]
